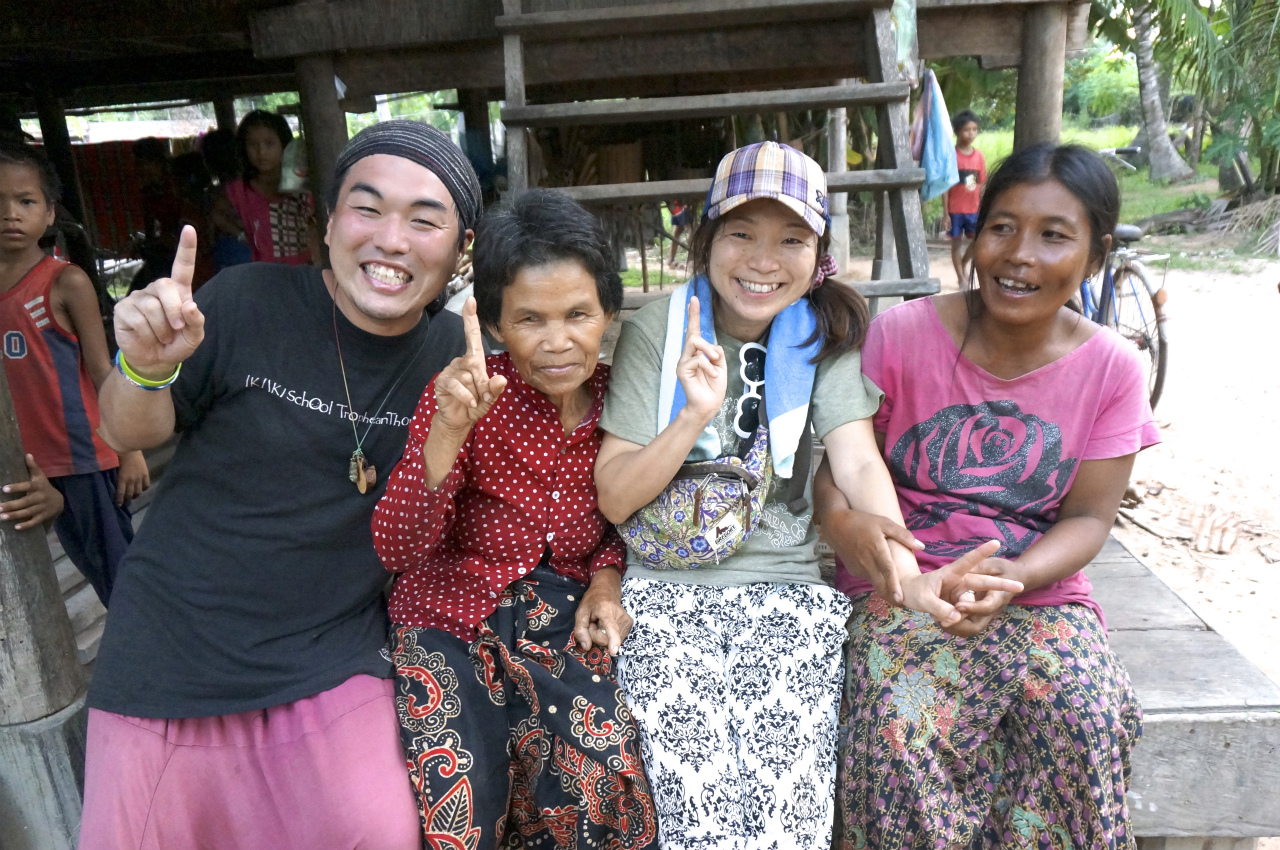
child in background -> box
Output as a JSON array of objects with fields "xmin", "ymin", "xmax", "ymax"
[
  {"xmin": 213, "ymin": 110, "xmax": 316, "ymax": 266},
  {"xmin": 0, "ymin": 141, "xmax": 149, "ymax": 605},
  {"xmin": 942, "ymin": 109, "xmax": 986, "ymax": 285}
]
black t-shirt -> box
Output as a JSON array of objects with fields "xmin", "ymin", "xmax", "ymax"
[{"xmin": 89, "ymin": 263, "xmax": 465, "ymax": 718}]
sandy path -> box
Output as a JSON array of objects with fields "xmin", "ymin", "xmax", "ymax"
[{"xmin": 1106, "ymin": 263, "xmax": 1280, "ymax": 687}]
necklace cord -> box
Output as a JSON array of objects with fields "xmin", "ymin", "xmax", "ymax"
[{"xmin": 331, "ymin": 289, "xmax": 433, "ymax": 454}]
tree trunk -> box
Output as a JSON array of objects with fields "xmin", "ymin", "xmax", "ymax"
[
  {"xmin": 1188, "ymin": 98, "xmax": 1206, "ymax": 169},
  {"xmin": 1133, "ymin": 0, "xmax": 1195, "ymax": 182}
]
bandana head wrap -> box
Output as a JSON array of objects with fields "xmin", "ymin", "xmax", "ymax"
[{"xmin": 330, "ymin": 120, "xmax": 483, "ymax": 233}]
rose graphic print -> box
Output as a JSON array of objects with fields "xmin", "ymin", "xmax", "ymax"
[{"xmin": 889, "ymin": 400, "xmax": 1078, "ymax": 559}]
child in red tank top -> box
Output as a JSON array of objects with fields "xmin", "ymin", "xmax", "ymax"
[{"xmin": 0, "ymin": 141, "xmax": 150, "ymax": 605}]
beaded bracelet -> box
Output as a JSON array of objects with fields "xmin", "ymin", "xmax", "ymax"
[{"xmin": 115, "ymin": 350, "xmax": 181, "ymax": 391}]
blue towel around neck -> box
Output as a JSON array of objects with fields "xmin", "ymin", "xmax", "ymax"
[{"xmin": 657, "ymin": 276, "xmax": 818, "ymax": 478}]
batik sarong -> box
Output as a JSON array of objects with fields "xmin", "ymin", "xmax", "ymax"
[
  {"xmin": 835, "ymin": 596, "xmax": 1141, "ymax": 850},
  {"xmin": 392, "ymin": 566, "xmax": 658, "ymax": 850}
]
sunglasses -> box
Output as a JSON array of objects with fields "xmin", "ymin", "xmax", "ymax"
[{"xmin": 734, "ymin": 342, "xmax": 766, "ymax": 439}]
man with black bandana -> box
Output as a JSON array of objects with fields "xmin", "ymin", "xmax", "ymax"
[{"xmin": 79, "ymin": 122, "xmax": 481, "ymax": 850}]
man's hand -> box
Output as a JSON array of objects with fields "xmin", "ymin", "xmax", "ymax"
[
  {"xmin": 115, "ymin": 451, "xmax": 150, "ymax": 504},
  {"xmin": 573, "ymin": 567, "xmax": 633, "ymax": 656},
  {"xmin": 1, "ymin": 454, "xmax": 65, "ymax": 531},
  {"xmin": 432, "ymin": 297, "xmax": 507, "ymax": 435},
  {"xmin": 824, "ymin": 508, "xmax": 924, "ymax": 605},
  {"xmin": 676, "ymin": 296, "xmax": 726, "ymax": 425},
  {"xmin": 113, "ymin": 225, "xmax": 204, "ymax": 380}
]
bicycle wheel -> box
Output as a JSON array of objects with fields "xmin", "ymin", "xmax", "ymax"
[{"xmin": 1099, "ymin": 260, "xmax": 1168, "ymax": 409}]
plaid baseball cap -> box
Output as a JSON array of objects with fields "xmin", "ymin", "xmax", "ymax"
[{"xmin": 703, "ymin": 141, "xmax": 830, "ymax": 236}]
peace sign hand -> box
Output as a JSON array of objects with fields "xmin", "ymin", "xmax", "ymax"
[
  {"xmin": 675, "ymin": 296, "xmax": 726, "ymax": 425},
  {"xmin": 113, "ymin": 225, "xmax": 205, "ymax": 380},
  {"xmin": 432, "ymin": 297, "xmax": 507, "ymax": 436}
]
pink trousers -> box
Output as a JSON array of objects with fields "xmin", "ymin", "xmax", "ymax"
[{"xmin": 78, "ymin": 675, "xmax": 421, "ymax": 850}]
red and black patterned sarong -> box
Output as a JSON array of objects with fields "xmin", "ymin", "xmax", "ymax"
[{"xmin": 392, "ymin": 566, "xmax": 658, "ymax": 849}]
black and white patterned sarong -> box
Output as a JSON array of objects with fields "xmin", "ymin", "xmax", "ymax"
[{"xmin": 616, "ymin": 577, "xmax": 852, "ymax": 850}]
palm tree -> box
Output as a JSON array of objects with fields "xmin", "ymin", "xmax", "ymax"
[{"xmin": 1133, "ymin": 0, "xmax": 1198, "ymax": 179}]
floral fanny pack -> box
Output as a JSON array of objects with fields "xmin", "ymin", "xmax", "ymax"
[{"xmin": 619, "ymin": 423, "xmax": 774, "ymax": 570}]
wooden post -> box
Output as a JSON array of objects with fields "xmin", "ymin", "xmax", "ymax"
[
  {"xmin": 458, "ymin": 89, "xmax": 494, "ymax": 173},
  {"xmin": 214, "ymin": 96, "xmax": 238, "ymax": 133},
  {"xmin": 502, "ymin": 0, "xmax": 528, "ymax": 194},
  {"xmin": 637, "ymin": 210, "xmax": 649, "ymax": 293},
  {"xmin": 295, "ymin": 52, "xmax": 349, "ymax": 226},
  {"xmin": 1013, "ymin": 3, "xmax": 1068, "ymax": 151},
  {"xmin": 865, "ymin": 7, "xmax": 930, "ymax": 282},
  {"xmin": 0, "ymin": 365, "xmax": 89, "ymax": 850},
  {"xmin": 34, "ymin": 87, "xmax": 88, "ymax": 228},
  {"xmin": 827, "ymin": 85, "xmax": 851, "ymax": 277}
]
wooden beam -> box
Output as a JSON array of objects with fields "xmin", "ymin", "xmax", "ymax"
[
  {"xmin": 918, "ymin": 7, "xmax": 1023, "ymax": 60},
  {"xmin": 851, "ymin": 278, "xmax": 939, "ymax": 298},
  {"xmin": 501, "ymin": 82, "xmax": 908, "ymax": 128},
  {"xmin": 498, "ymin": 0, "xmax": 884, "ymax": 40},
  {"xmin": 1013, "ymin": 2, "xmax": 1068, "ymax": 150},
  {"xmin": 550, "ymin": 168, "xmax": 923, "ymax": 206},
  {"xmin": 250, "ymin": 0, "xmax": 500, "ymax": 60},
  {"xmin": 335, "ymin": 18, "xmax": 870, "ymax": 98},
  {"xmin": 1131, "ymin": 711, "xmax": 1280, "ymax": 836}
]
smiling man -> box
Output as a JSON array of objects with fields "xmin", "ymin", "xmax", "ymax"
[{"xmin": 78, "ymin": 122, "xmax": 480, "ymax": 850}]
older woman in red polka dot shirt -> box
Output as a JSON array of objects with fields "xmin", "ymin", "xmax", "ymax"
[{"xmin": 372, "ymin": 190, "xmax": 657, "ymax": 849}]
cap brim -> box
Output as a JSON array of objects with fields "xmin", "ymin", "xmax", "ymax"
[{"xmin": 707, "ymin": 190, "xmax": 827, "ymax": 237}]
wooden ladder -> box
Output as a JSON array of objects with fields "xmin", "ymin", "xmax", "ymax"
[{"xmin": 497, "ymin": 0, "xmax": 937, "ymax": 299}]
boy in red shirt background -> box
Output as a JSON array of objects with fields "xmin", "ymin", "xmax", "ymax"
[
  {"xmin": 941, "ymin": 110, "xmax": 986, "ymax": 285},
  {"xmin": 0, "ymin": 140, "xmax": 149, "ymax": 605}
]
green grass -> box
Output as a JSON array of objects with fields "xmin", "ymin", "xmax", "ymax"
[{"xmin": 919, "ymin": 125, "xmax": 1225, "ymax": 231}]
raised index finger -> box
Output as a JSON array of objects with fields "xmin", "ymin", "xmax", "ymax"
[
  {"xmin": 945, "ymin": 539, "xmax": 1001, "ymax": 578},
  {"xmin": 685, "ymin": 296, "xmax": 702, "ymax": 347},
  {"xmin": 169, "ymin": 225, "xmax": 198, "ymax": 294},
  {"xmin": 461, "ymin": 297, "xmax": 486, "ymax": 357}
]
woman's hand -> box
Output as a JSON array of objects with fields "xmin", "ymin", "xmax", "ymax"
[
  {"xmin": 823, "ymin": 507, "xmax": 924, "ymax": 605},
  {"xmin": 898, "ymin": 541, "xmax": 1024, "ymax": 635},
  {"xmin": 432, "ymin": 297, "xmax": 507, "ymax": 435},
  {"xmin": 573, "ymin": 567, "xmax": 633, "ymax": 655},
  {"xmin": 422, "ymin": 298, "xmax": 506, "ymax": 489},
  {"xmin": 1, "ymin": 454, "xmax": 65, "ymax": 531},
  {"xmin": 115, "ymin": 450, "xmax": 151, "ymax": 504},
  {"xmin": 944, "ymin": 555, "xmax": 1023, "ymax": 636},
  {"xmin": 675, "ymin": 296, "xmax": 726, "ymax": 425}
]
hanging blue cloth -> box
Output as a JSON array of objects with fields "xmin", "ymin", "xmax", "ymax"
[{"xmin": 919, "ymin": 69, "xmax": 959, "ymax": 202}]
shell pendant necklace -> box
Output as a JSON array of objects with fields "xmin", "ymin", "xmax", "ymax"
[{"xmin": 332, "ymin": 289, "xmax": 430, "ymax": 493}]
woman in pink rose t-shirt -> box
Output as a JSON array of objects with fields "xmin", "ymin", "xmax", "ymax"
[{"xmin": 818, "ymin": 144, "xmax": 1159, "ymax": 850}]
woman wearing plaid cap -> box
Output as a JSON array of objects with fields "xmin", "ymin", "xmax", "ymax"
[{"xmin": 594, "ymin": 142, "xmax": 1013, "ymax": 849}]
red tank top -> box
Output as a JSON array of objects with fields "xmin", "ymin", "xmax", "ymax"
[{"xmin": 0, "ymin": 256, "xmax": 118, "ymax": 477}]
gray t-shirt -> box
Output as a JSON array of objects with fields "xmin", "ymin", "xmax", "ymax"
[{"xmin": 600, "ymin": 295, "xmax": 882, "ymax": 586}]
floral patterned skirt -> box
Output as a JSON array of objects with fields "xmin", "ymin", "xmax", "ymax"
[
  {"xmin": 392, "ymin": 566, "xmax": 658, "ymax": 850},
  {"xmin": 835, "ymin": 595, "xmax": 1141, "ymax": 850}
]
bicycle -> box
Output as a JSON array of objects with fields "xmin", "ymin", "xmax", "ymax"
[{"xmin": 1079, "ymin": 146, "xmax": 1171, "ymax": 409}]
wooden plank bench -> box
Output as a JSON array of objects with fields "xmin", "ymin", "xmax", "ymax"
[{"xmin": 1088, "ymin": 537, "xmax": 1280, "ymax": 845}]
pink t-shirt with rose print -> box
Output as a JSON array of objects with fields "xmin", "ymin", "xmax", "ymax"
[{"xmin": 835, "ymin": 297, "xmax": 1160, "ymax": 623}]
